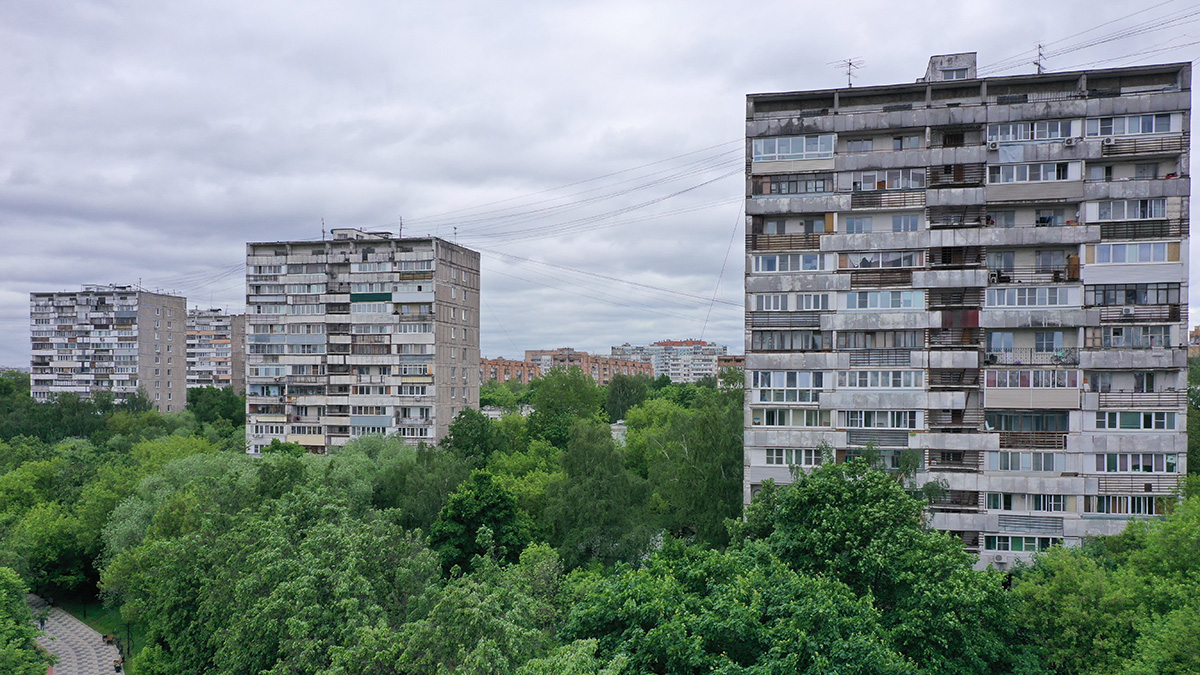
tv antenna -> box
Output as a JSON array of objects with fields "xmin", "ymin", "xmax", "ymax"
[
  {"xmin": 1032, "ymin": 43, "xmax": 1046, "ymax": 74},
  {"xmin": 829, "ymin": 57, "xmax": 864, "ymax": 87}
]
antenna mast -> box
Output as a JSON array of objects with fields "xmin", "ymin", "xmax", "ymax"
[
  {"xmin": 1033, "ymin": 43, "xmax": 1045, "ymax": 74},
  {"xmin": 829, "ymin": 57, "xmax": 864, "ymax": 87}
]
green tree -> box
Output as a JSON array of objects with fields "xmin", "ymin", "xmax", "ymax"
[
  {"xmin": 562, "ymin": 539, "xmax": 913, "ymax": 674},
  {"xmin": 603, "ymin": 373, "xmax": 648, "ymax": 423},
  {"xmin": 0, "ymin": 567, "xmax": 54, "ymax": 675},
  {"xmin": 548, "ymin": 420, "xmax": 650, "ymax": 568},
  {"xmin": 430, "ymin": 471, "xmax": 529, "ymax": 572},
  {"xmin": 185, "ymin": 386, "xmax": 246, "ymax": 426},
  {"xmin": 527, "ymin": 368, "xmax": 605, "ymax": 448},
  {"xmin": 442, "ymin": 409, "xmax": 500, "ymax": 462},
  {"xmin": 732, "ymin": 460, "xmax": 1038, "ymax": 675}
]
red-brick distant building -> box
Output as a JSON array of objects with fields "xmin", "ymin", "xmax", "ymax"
[
  {"xmin": 480, "ymin": 357, "xmax": 541, "ymax": 384},
  {"xmin": 524, "ymin": 348, "xmax": 653, "ymax": 385}
]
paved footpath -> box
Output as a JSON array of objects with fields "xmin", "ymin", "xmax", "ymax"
[{"xmin": 27, "ymin": 594, "xmax": 123, "ymax": 675}]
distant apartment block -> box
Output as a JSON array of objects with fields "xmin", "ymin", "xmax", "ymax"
[
  {"xmin": 744, "ymin": 54, "xmax": 1189, "ymax": 569},
  {"xmin": 186, "ymin": 308, "xmax": 245, "ymax": 392},
  {"xmin": 611, "ymin": 339, "xmax": 729, "ymax": 382},
  {"xmin": 245, "ymin": 229, "xmax": 480, "ymax": 454},
  {"xmin": 481, "ymin": 357, "xmax": 541, "ymax": 384},
  {"xmin": 30, "ymin": 285, "xmax": 187, "ymax": 412},
  {"xmin": 524, "ymin": 347, "xmax": 653, "ymax": 385}
]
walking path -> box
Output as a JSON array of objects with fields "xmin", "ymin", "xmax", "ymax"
[{"xmin": 27, "ymin": 594, "xmax": 123, "ymax": 675}]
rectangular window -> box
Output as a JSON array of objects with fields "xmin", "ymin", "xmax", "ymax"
[
  {"xmin": 752, "ymin": 135, "xmax": 835, "ymax": 161},
  {"xmin": 751, "ymin": 409, "xmax": 831, "ymax": 427},
  {"xmin": 1085, "ymin": 113, "xmax": 1174, "ymax": 137},
  {"xmin": 837, "ymin": 370, "xmax": 923, "ymax": 388},
  {"xmin": 751, "ymin": 173, "xmax": 835, "ymax": 196},
  {"xmin": 891, "ymin": 215, "xmax": 919, "ymax": 232},
  {"xmin": 985, "ymin": 287, "xmax": 1070, "ymax": 307},
  {"xmin": 988, "ymin": 162, "xmax": 1072, "ymax": 184},
  {"xmin": 840, "ymin": 250, "xmax": 924, "ymax": 269},
  {"xmin": 986, "ymin": 452, "xmax": 1063, "ymax": 472},
  {"xmin": 845, "ymin": 217, "xmax": 872, "ymax": 234},
  {"xmin": 845, "ymin": 139, "xmax": 873, "ymax": 154},
  {"xmin": 755, "ymin": 294, "xmax": 789, "ymax": 311},
  {"xmin": 753, "ymin": 254, "xmax": 825, "ymax": 272},
  {"xmin": 752, "ymin": 371, "xmax": 825, "ymax": 403},
  {"xmin": 1094, "ymin": 413, "xmax": 1177, "ymax": 431},
  {"xmin": 836, "ymin": 330, "xmax": 922, "ymax": 349},
  {"xmin": 845, "ymin": 290, "xmax": 924, "ymax": 310},
  {"xmin": 850, "ymin": 169, "xmax": 925, "ymax": 191},
  {"xmin": 1096, "ymin": 198, "xmax": 1166, "ymax": 221},
  {"xmin": 751, "ymin": 330, "xmax": 833, "ymax": 351},
  {"xmin": 1092, "ymin": 242, "xmax": 1171, "ymax": 264}
]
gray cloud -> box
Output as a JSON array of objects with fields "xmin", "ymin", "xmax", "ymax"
[{"xmin": 1, "ymin": 0, "xmax": 1195, "ymax": 367}]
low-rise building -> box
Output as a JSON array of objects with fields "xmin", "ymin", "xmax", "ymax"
[
  {"xmin": 524, "ymin": 347, "xmax": 652, "ymax": 385},
  {"xmin": 480, "ymin": 356, "xmax": 541, "ymax": 384}
]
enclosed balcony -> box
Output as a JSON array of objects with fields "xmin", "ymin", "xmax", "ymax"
[{"xmin": 984, "ymin": 347, "xmax": 1079, "ymax": 366}]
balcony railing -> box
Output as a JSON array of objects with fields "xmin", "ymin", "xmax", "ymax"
[
  {"xmin": 928, "ymin": 288, "xmax": 984, "ymax": 308},
  {"xmin": 747, "ymin": 312, "xmax": 822, "ymax": 328},
  {"xmin": 1097, "ymin": 305, "xmax": 1182, "ymax": 323},
  {"xmin": 1097, "ymin": 390, "xmax": 1188, "ymax": 408},
  {"xmin": 846, "ymin": 428, "xmax": 910, "ymax": 447},
  {"xmin": 1099, "ymin": 218, "xmax": 1186, "ymax": 240},
  {"xmin": 928, "ymin": 369, "xmax": 981, "ymax": 388},
  {"xmin": 1097, "ymin": 475, "xmax": 1181, "ymax": 494},
  {"xmin": 850, "ymin": 190, "xmax": 925, "ymax": 209},
  {"xmin": 848, "ymin": 269, "xmax": 914, "ymax": 287},
  {"xmin": 998, "ymin": 431, "xmax": 1066, "ymax": 449},
  {"xmin": 848, "ymin": 349, "xmax": 912, "ymax": 366},
  {"xmin": 1100, "ymin": 134, "xmax": 1188, "ymax": 156},
  {"xmin": 927, "ymin": 205, "xmax": 986, "ymax": 230},
  {"xmin": 988, "ymin": 266, "xmax": 1080, "ymax": 284},
  {"xmin": 984, "ymin": 348, "xmax": 1079, "ymax": 366},
  {"xmin": 746, "ymin": 232, "xmax": 824, "ymax": 251}
]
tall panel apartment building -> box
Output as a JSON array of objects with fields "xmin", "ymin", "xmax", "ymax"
[
  {"xmin": 30, "ymin": 285, "xmax": 188, "ymax": 413},
  {"xmin": 744, "ymin": 54, "xmax": 1189, "ymax": 569},
  {"xmin": 186, "ymin": 308, "xmax": 246, "ymax": 393},
  {"xmin": 611, "ymin": 339, "xmax": 729, "ymax": 382},
  {"xmin": 245, "ymin": 229, "xmax": 480, "ymax": 455}
]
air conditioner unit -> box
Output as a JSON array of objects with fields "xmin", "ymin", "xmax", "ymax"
[
  {"xmin": 1063, "ymin": 137, "xmax": 1079, "ymax": 147},
  {"xmin": 993, "ymin": 554, "xmax": 1004, "ymax": 562},
  {"xmin": 1102, "ymin": 136, "xmax": 1116, "ymax": 146},
  {"xmin": 1121, "ymin": 307, "xmax": 1136, "ymax": 316},
  {"xmin": 987, "ymin": 141, "xmax": 1000, "ymax": 150}
]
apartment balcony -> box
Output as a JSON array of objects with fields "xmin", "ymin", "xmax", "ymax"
[
  {"xmin": 948, "ymin": 530, "xmax": 983, "ymax": 553},
  {"xmin": 926, "ymin": 163, "xmax": 986, "ymax": 188},
  {"xmin": 1096, "ymin": 390, "xmax": 1188, "ymax": 408},
  {"xmin": 997, "ymin": 431, "xmax": 1066, "ymax": 450},
  {"xmin": 286, "ymin": 375, "xmax": 324, "ymax": 385},
  {"xmin": 927, "ymin": 288, "xmax": 984, "ymax": 309},
  {"xmin": 928, "ymin": 369, "xmax": 981, "ymax": 388},
  {"xmin": 928, "ymin": 408, "xmax": 984, "ymax": 430},
  {"xmin": 928, "ymin": 490, "xmax": 981, "ymax": 513},
  {"xmin": 927, "ymin": 205, "xmax": 986, "ymax": 230},
  {"xmin": 997, "ymin": 515, "xmax": 1064, "ymax": 535},
  {"xmin": 1097, "ymin": 305, "xmax": 1183, "ymax": 323},
  {"xmin": 1099, "ymin": 134, "xmax": 1188, "ymax": 157},
  {"xmin": 984, "ymin": 348, "xmax": 1079, "ymax": 366},
  {"xmin": 985, "ymin": 388, "xmax": 1080, "ymax": 409},
  {"xmin": 849, "ymin": 189, "xmax": 925, "ymax": 209},
  {"xmin": 926, "ymin": 449, "xmax": 985, "ymax": 473},
  {"xmin": 928, "ymin": 246, "xmax": 986, "ymax": 267},
  {"xmin": 1099, "ymin": 218, "xmax": 1186, "ymax": 240},
  {"xmin": 846, "ymin": 428, "xmax": 910, "ymax": 447},
  {"xmin": 848, "ymin": 269, "xmax": 913, "ymax": 288},
  {"xmin": 745, "ymin": 232, "xmax": 825, "ymax": 251},
  {"xmin": 988, "ymin": 266, "xmax": 1079, "ymax": 285},
  {"xmin": 928, "ymin": 328, "xmax": 985, "ymax": 349}
]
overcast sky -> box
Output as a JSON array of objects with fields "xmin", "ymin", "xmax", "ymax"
[{"xmin": 2, "ymin": 0, "xmax": 1197, "ymax": 367}]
